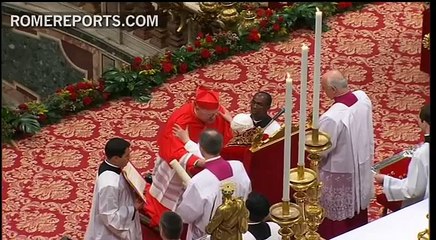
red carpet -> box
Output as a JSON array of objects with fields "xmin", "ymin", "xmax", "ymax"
[{"xmin": 1, "ymin": 2, "xmax": 429, "ymax": 239}]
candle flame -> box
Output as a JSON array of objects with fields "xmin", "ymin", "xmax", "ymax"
[
  {"xmin": 316, "ymin": 7, "xmax": 320, "ymax": 12},
  {"xmin": 286, "ymin": 72, "xmax": 291, "ymax": 80}
]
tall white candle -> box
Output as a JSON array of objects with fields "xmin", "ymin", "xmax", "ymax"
[
  {"xmin": 312, "ymin": 7, "xmax": 323, "ymax": 129},
  {"xmin": 282, "ymin": 73, "xmax": 293, "ymax": 202},
  {"xmin": 298, "ymin": 44, "xmax": 309, "ymax": 166}
]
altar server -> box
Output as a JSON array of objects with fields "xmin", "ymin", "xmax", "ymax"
[
  {"xmin": 375, "ymin": 103, "xmax": 430, "ymax": 207},
  {"xmin": 85, "ymin": 138, "xmax": 142, "ymax": 240}
]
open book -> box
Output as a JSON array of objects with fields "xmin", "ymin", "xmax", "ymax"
[{"xmin": 122, "ymin": 162, "xmax": 147, "ymax": 202}]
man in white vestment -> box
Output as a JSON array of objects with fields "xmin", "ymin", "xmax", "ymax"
[
  {"xmin": 243, "ymin": 192, "xmax": 280, "ymax": 240},
  {"xmin": 375, "ymin": 103, "xmax": 430, "ymax": 207},
  {"xmin": 175, "ymin": 129, "xmax": 252, "ymax": 240},
  {"xmin": 316, "ymin": 70, "xmax": 375, "ymax": 239},
  {"xmin": 85, "ymin": 138, "xmax": 142, "ymax": 240}
]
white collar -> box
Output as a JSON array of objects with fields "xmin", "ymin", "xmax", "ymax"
[
  {"xmin": 105, "ymin": 160, "xmax": 120, "ymax": 169},
  {"xmin": 248, "ymin": 221, "xmax": 262, "ymax": 225},
  {"xmin": 205, "ymin": 155, "xmax": 222, "ymax": 163},
  {"xmin": 252, "ymin": 119, "xmax": 262, "ymax": 123}
]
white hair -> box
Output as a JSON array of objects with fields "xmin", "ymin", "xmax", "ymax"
[{"xmin": 328, "ymin": 77, "xmax": 348, "ymax": 90}]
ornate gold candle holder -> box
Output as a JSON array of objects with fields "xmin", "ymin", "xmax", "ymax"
[
  {"xmin": 270, "ymin": 201, "xmax": 303, "ymax": 240},
  {"xmin": 417, "ymin": 213, "xmax": 429, "ymax": 240},
  {"xmin": 303, "ymin": 128, "xmax": 332, "ymax": 240},
  {"xmin": 289, "ymin": 166, "xmax": 317, "ymax": 239}
]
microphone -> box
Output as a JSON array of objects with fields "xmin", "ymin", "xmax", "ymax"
[
  {"xmin": 263, "ymin": 108, "xmax": 285, "ymax": 130},
  {"xmin": 272, "ymin": 108, "xmax": 285, "ymax": 122}
]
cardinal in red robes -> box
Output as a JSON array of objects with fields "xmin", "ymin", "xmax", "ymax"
[{"xmin": 144, "ymin": 87, "xmax": 233, "ymax": 227}]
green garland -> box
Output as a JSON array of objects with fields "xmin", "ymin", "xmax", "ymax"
[{"xmin": 1, "ymin": 2, "xmax": 367, "ymax": 145}]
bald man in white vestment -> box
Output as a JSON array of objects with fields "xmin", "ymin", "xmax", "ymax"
[{"xmin": 316, "ymin": 70, "xmax": 375, "ymax": 239}]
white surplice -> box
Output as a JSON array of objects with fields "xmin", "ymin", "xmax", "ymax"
[
  {"xmin": 242, "ymin": 222, "xmax": 281, "ymax": 240},
  {"xmin": 318, "ymin": 90, "xmax": 375, "ymax": 221},
  {"xmin": 202, "ymin": 221, "xmax": 281, "ymax": 240},
  {"xmin": 85, "ymin": 161, "xmax": 142, "ymax": 240},
  {"xmin": 175, "ymin": 158, "xmax": 252, "ymax": 240},
  {"xmin": 150, "ymin": 153, "xmax": 191, "ymax": 211},
  {"xmin": 383, "ymin": 142, "xmax": 429, "ymax": 207}
]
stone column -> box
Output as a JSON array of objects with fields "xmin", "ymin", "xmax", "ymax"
[
  {"xmin": 166, "ymin": 16, "xmax": 187, "ymax": 50},
  {"xmin": 149, "ymin": 12, "xmax": 168, "ymax": 48}
]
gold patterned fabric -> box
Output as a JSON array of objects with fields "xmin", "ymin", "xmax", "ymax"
[{"xmin": 1, "ymin": 2, "xmax": 430, "ymax": 239}]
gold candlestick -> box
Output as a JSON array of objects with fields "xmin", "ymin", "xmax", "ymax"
[
  {"xmin": 270, "ymin": 201, "xmax": 303, "ymax": 240},
  {"xmin": 289, "ymin": 165, "xmax": 316, "ymax": 239},
  {"xmin": 303, "ymin": 128, "xmax": 332, "ymax": 240},
  {"xmin": 417, "ymin": 213, "xmax": 429, "ymax": 240}
]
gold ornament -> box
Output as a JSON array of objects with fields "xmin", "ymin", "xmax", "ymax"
[
  {"xmin": 423, "ymin": 33, "xmax": 430, "ymax": 50},
  {"xmin": 237, "ymin": 9, "xmax": 258, "ymax": 34},
  {"xmin": 206, "ymin": 182, "xmax": 249, "ymax": 240},
  {"xmin": 417, "ymin": 213, "xmax": 429, "ymax": 240}
]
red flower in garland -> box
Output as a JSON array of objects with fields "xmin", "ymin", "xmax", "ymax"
[
  {"xmin": 18, "ymin": 103, "xmax": 28, "ymax": 111},
  {"xmin": 248, "ymin": 29, "xmax": 261, "ymax": 42},
  {"xmin": 133, "ymin": 57, "xmax": 142, "ymax": 65},
  {"xmin": 278, "ymin": 16, "xmax": 284, "ymax": 24},
  {"xmin": 37, "ymin": 114, "xmax": 47, "ymax": 122},
  {"xmin": 197, "ymin": 32, "xmax": 204, "ymax": 39},
  {"xmin": 187, "ymin": 46, "xmax": 194, "ymax": 52},
  {"xmin": 265, "ymin": 9, "xmax": 274, "ymax": 18},
  {"xmin": 69, "ymin": 92, "xmax": 77, "ymax": 101},
  {"xmin": 337, "ymin": 2, "xmax": 353, "ymax": 9},
  {"xmin": 76, "ymin": 82, "xmax": 93, "ymax": 90},
  {"xmin": 179, "ymin": 63, "xmax": 189, "ymax": 73},
  {"xmin": 201, "ymin": 49, "xmax": 212, "ymax": 59},
  {"xmin": 194, "ymin": 40, "xmax": 201, "ymax": 48},
  {"xmin": 272, "ymin": 23, "xmax": 281, "ymax": 32},
  {"xmin": 215, "ymin": 45, "xmax": 224, "ymax": 54},
  {"xmin": 205, "ymin": 35, "xmax": 213, "ymax": 43},
  {"xmin": 162, "ymin": 62, "xmax": 173, "ymax": 73},
  {"xmin": 82, "ymin": 96, "xmax": 93, "ymax": 106},
  {"xmin": 256, "ymin": 8, "xmax": 265, "ymax": 18},
  {"xmin": 65, "ymin": 85, "xmax": 75, "ymax": 93}
]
